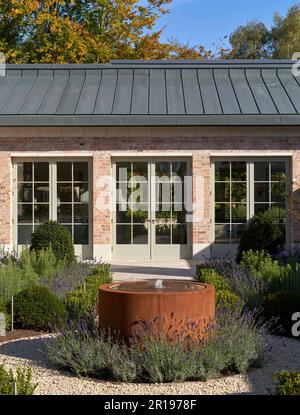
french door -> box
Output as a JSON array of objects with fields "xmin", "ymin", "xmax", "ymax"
[
  {"xmin": 13, "ymin": 158, "xmax": 92, "ymax": 258},
  {"xmin": 112, "ymin": 159, "xmax": 192, "ymax": 260}
]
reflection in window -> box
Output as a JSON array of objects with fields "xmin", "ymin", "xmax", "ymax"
[
  {"xmin": 17, "ymin": 162, "xmax": 49, "ymax": 244},
  {"xmin": 214, "ymin": 161, "xmax": 247, "ymax": 244},
  {"xmin": 214, "ymin": 160, "xmax": 287, "ymax": 245}
]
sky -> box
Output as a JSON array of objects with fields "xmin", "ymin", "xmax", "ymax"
[{"xmin": 155, "ymin": 0, "xmax": 297, "ymax": 52}]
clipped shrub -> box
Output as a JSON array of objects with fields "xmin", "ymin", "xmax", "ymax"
[
  {"xmin": 262, "ymin": 292, "xmax": 300, "ymax": 337},
  {"xmin": 64, "ymin": 263, "xmax": 112, "ymax": 320},
  {"xmin": 30, "ymin": 221, "xmax": 75, "ymax": 263},
  {"xmin": 0, "ymin": 365, "xmax": 37, "ymax": 395},
  {"xmin": 14, "ymin": 286, "xmax": 67, "ymax": 331},
  {"xmin": 237, "ymin": 208, "xmax": 285, "ymax": 262},
  {"xmin": 274, "ymin": 371, "xmax": 300, "ymax": 395}
]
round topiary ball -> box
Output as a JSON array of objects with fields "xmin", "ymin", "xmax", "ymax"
[
  {"xmin": 13, "ymin": 286, "xmax": 67, "ymax": 331},
  {"xmin": 30, "ymin": 220, "xmax": 75, "ymax": 263}
]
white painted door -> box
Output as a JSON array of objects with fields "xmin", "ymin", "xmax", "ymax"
[{"xmin": 112, "ymin": 159, "xmax": 192, "ymax": 260}]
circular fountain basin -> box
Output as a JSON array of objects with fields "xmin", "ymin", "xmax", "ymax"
[{"xmin": 99, "ymin": 279, "xmax": 215, "ymax": 339}]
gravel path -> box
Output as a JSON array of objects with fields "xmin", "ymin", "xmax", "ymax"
[{"xmin": 0, "ymin": 334, "xmax": 299, "ymax": 395}]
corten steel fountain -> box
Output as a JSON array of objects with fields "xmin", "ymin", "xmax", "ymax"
[{"xmin": 99, "ymin": 279, "xmax": 215, "ymax": 340}]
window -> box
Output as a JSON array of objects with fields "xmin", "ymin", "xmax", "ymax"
[
  {"xmin": 213, "ymin": 159, "xmax": 288, "ymax": 244},
  {"xmin": 15, "ymin": 161, "xmax": 90, "ymax": 245}
]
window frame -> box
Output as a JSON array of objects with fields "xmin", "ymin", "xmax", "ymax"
[
  {"xmin": 12, "ymin": 157, "xmax": 92, "ymax": 248},
  {"xmin": 211, "ymin": 157, "xmax": 291, "ymax": 247}
]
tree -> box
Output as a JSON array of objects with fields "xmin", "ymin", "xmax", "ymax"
[
  {"xmin": 271, "ymin": 5, "xmax": 300, "ymax": 59},
  {"xmin": 0, "ymin": 0, "xmax": 172, "ymax": 63},
  {"xmin": 228, "ymin": 20, "xmax": 270, "ymax": 59}
]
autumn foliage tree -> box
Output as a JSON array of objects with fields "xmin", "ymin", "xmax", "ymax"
[{"xmin": 0, "ymin": 0, "xmax": 173, "ymax": 63}]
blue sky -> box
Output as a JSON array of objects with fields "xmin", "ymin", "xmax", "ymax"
[{"xmin": 155, "ymin": 0, "xmax": 297, "ymax": 51}]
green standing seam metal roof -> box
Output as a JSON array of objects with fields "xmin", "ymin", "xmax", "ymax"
[{"xmin": 0, "ymin": 60, "xmax": 300, "ymax": 126}]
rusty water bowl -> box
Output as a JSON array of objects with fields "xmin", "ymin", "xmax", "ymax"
[{"xmin": 99, "ymin": 279, "xmax": 215, "ymax": 340}]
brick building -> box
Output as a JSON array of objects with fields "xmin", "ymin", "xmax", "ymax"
[{"xmin": 0, "ymin": 60, "xmax": 299, "ymax": 260}]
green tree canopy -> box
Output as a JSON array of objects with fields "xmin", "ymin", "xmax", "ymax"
[
  {"xmin": 228, "ymin": 20, "xmax": 270, "ymax": 59},
  {"xmin": 271, "ymin": 5, "xmax": 300, "ymax": 59}
]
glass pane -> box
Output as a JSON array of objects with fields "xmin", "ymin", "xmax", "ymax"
[
  {"xmin": 133, "ymin": 225, "xmax": 148, "ymax": 244},
  {"xmin": 231, "ymin": 161, "xmax": 246, "ymax": 181},
  {"xmin": 254, "ymin": 203, "xmax": 269, "ymax": 215},
  {"xmin": 156, "ymin": 224, "xmax": 171, "ymax": 244},
  {"xmin": 74, "ymin": 225, "xmax": 89, "ymax": 244},
  {"xmin": 254, "ymin": 161, "xmax": 269, "ymax": 181},
  {"xmin": 172, "ymin": 162, "xmax": 187, "ymax": 179},
  {"xmin": 18, "ymin": 162, "xmax": 32, "ymax": 182},
  {"xmin": 156, "ymin": 162, "xmax": 170, "ymax": 178},
  {"xmin": 215, "ymin": 182, "xmax": 230, "ymax": 202},
  {"xmin": 116, "ymin": 204, "xmax": 131, "ymax": 223},
  {"xmin": 74, "ymin": 183, "xmax": 89, "ymax": 203},
  {"xmin": 132, "ymin": 162, "xmax": 148, "ymax": 180},
  {"xmin": 271, "ymin": 182, "xmax": 286, "ymax": 203},
  {"xmin": 157, "ymin": 203, "xmax": 171, "ymax": 212},
  {"xmin": 74, "ymin": 204, "xmax": 89, "ymax": 223},
  {"xmin": 172, "ymin": 182, "xmax": 184, "ymax": 204},
  {"xmin": 215, "ymin": 203, "xmax": 230, "ymax": 223},
  {"xmin": 116, "ymin": 225, "xmax": 131, "ymax": 244},
  {"xmin": 232, "ymin": 204, "xmax": 247, "ymax": 223},
  {"xmin": 215, "ymin": 162, "xmax": 230, "ymax": 181},
  {"xmin": 270, "ymin": 205, "xmax": 286, "ymax": 223},
  {"xmin": 172, "ymin": 208, "xmax": 187, "ymax": 223},
  {"xmin": 34, "ymin": 204, "xmax": 49, "ymax": 223},
  {"xmin": 231, "ymin": 224, "xmax": 247, "ymax": 243},
  {"xmin": 57, "ymin": 183, "xmax": 72, "ymax": 202},
  {"xmin": 271, "ymin": 161, "xmax": 286, "ymax": 181},
  {"xmin": 231, "ymin": 183, "xmax": 246, "ymax": 202},
  {"xmin": 18, "ymin": 225, "xmax": 33, "ymax": 245},
  {"xmin": 215, "ymin": 224, "xmax": 231, "ymax": 244},
  {"xmin": 172, "ymin": 224, "xmax": 187, "ymax": 244},
  {"xmin": 73, "ymin": 162, "xmax": 88, "ymax": 182},
  {"xmin": 255, "ymin": 183, "xmax": 269, "ymax": 203},
  {"xmin": 116, "ymin": 162, "xmax": 131, "ymax": 181},
  {"xmin": 57, "ymin": 162, "xmax": 72, "ymax": 181},
  {"xmin": 34, "ymin": 183, "xmax": 49, "ymax": 203},
  {"xmin": 18, "ymin": 204, "xmax": 32, "ymax": 223},
  {"xmin": 57, "ymin": 204, "xmax": 72, "ymax": 223},
  {"xmin": 155, "ymin": 210, "xmax": 171, "ymax": 223},
  {"xmin": 34, "ymin": 162, "xmax": 49, "ymax": 182},
  {"xmin": 18, "ymin": 184, "xmax": 32, "ymax": 202},
  {"xmin": 156, "ymin": 181, "xmax": 171, "ymax": 204},
  {"xmin": 132, "ymin": 204, "xmax": 148, "ymax": 223}
]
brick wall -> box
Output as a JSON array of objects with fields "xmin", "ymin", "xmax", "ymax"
[{"xmin": 0, "ymin": 131, "xmax": 299, "ymax": 255}]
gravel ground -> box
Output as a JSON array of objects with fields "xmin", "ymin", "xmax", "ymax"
[{"xmin": 0, "ymin": 334, "xmax": 299, "ymax": 395}]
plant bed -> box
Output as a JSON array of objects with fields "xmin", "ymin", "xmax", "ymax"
[{"xmin": 45, "ymin": 309, "xmax": 267, "ymax": 384}]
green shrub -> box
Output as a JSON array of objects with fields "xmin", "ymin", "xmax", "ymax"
[
  {"xmin": 22, "ymin": 246, "xmax": 66, "ymax": 281},
  {"xmin": 31, "ymin": 221, "xmax": 75, "ymax": 263},
  {"xmin": 274, "ymin": 371, "xmax": 300, "ymax": 395},
  {"xmin": 262, "ymin": 292, "xmax": 300, "ymax": 337},
  {"xmin": 64, "ymin": 263, "xmax": 112, "ymax": 320},
  {"xmin": 0, "ymin": 365, "xmax": 37, "ymax": 395},
  {"xmin": 196, "ymin": 266, "xmax": 244, "ymax": 312},
  {"xmin": 196, "ymin": 267, "xmax": 231, "ymax": 290},
  {"xmin": 217, "ymin": 290, "xmax": 243, "ymax": 313},
  {"xmin": 14, "ymin": 286, "xmax": 67, "ymax": 331},
  {"xmin": 237, "ymin": 208, "xmax": 285, "ymax": 262}
]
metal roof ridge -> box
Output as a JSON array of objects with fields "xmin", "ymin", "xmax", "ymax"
[{"xmin": 4, "ymin": 59, "xmax": 298, "ymax": 70}]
